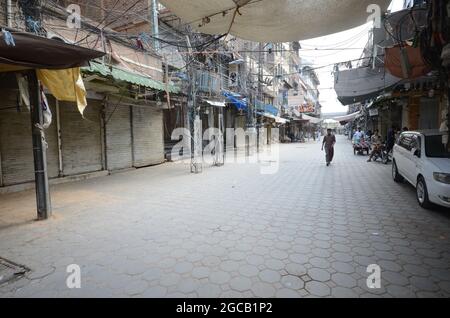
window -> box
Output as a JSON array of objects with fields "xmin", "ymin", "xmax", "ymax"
[
  {"xmin": 399, "ymin": 134, "xmax": 414, "ymax": 151},
  {"xmin": 411, "ymin": 135, "xmax": 421, "ymax": 157},
  {"xmin": 425, "ymin": 135, "xmax": 450, "ymax": 158}
]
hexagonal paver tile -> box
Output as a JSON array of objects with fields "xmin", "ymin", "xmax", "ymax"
[
  {"xmin": 331, "ymin": 287, "xmax": 358, "ymax": 298},
  {"xmin": 229, "ymin": 277, "xmax": 252, "ymax": 292},
  {"xmin": 196, "ymin": 283, "xmax": 222, "ymax": 298},
  {"xmin": 308, "ymin": 268, "xmax": 331, "ymax": 282},
  {"xmin": 251, "ymin": 282, "xmax": 276, "ymax": 298},
  {"xmin": 276, "ymin": 288, "xmax": 301, "ymax": 298},
  {"xmin": 281, "ymin": 275, "xmax": 304, "ymax": 290},
  {"xmin": 174, "ymin": 262, "xmax": 194, "ymax": 274},
  {"xmin": 285, "ymin": 263, "xmax": 307, "ymax": 277},
  {"xmin": 309, "ymin": 257, "xmax": 330, "ymax": 269},
  {"xmin": 220, "ymin": 260, "xmax": 240, "ymax": 272},
  {"xmin": 386, "ymin": 285, "xmax": 416, "ymax": 298},
  {"xmin": 331, "ymin": 273, "xmax": 357, "ymax": 288},
  {"xmin": 305, "ymin": 281, "xmax": 331, "ymax": 297},
  {"xmin": 259, "ymin": 270, "xmax": 281, "ymax": 284},
  {"xmin": 265, "ymin": 259, "xmax": 285, "ymax": 271},
  {"xmin": 210, "ymin": 271, "xmax": 231, "ymax": 285},
  {"xmin": 177, "ymin": 278, "xmax": 199, "ymax": 294},
  {"xmin": 191, "ymin": 267, "xmax": 211, "ymax": 279},
  {"xmin": 239, "ymin": 265, "xmax": 259, "ymax": 277}
]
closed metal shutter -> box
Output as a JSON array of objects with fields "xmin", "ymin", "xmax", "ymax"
[
  {"xmin": 0, "ymin": 89, "xmax": 58, "ymax": 186},
  {"xmin": 60, "ymin": 101, "xmax": 103, "ymax": 176},
  {"xmin": 105, "ymin": 104, "xmax": 132, "ymax": 171},
  {"xmin": 132, "ymin": 106, "xmax": 164, "ymax": 167}
]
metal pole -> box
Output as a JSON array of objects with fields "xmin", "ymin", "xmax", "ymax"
[
  {"xmin": 0, "ymin": 140, "xmax": 3, "ymax": 187},
  {"xmin": 257, "ymin": 42, "xmax": 263, "ymax": 152},
  {"xmin": 29, "ymin": 70, "xmax": 52, "ymax": 220},
  {"xmin": 55, "ymin": 100, "xmax": 63, "ymax": 177},
  {"xmin": 186, "ymin": 35, "xmax": 202, "ymax": 173},
  {"xmin": 6, "ymin": 0, "xmax": 12, "ymax": 28},
  {"xmin": 150, "ymin": 0, "xmax": 160, "ymax": 51}
]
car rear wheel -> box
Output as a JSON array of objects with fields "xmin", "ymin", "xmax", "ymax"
[
  {"xmin": 416, "ymin": 177, "xmax": 432, "ymax": 209},
  {"xmin": 392, "ymin": 161, "xmax": 403, "ymax": 183}
]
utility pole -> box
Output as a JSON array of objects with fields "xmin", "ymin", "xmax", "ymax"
[
  {"xmin": 28, "ymin": 70, "xmax": 52, "ymax": 220},
  {"xmin": 257, "ymin": 42, "xmax": 264, "ymax": 151},
  {"xmin": 150, "ymin": 0, "xmax": 160, "ymax": 51},
  {"xmin": 186, "ymin": 35, "xmax": 202, "ymax": 173}
]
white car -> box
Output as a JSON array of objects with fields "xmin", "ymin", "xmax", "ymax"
[{"xmin": 392, "ymin": 130, "xmax": 450, "ymax": 209}]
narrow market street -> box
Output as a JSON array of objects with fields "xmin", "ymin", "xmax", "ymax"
[{"xmin": 1, "ymin": 136, "xmax": 449, "ymax": 298}]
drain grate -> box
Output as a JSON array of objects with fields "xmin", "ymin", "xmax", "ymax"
[{"xmin": 0, "ymin": 258, "xmax": 29, "ymax": 285}]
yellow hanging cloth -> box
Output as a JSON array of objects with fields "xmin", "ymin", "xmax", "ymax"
[{"xmin": 36, "ymin": 68, "xmax": 87, "ymax": 115}]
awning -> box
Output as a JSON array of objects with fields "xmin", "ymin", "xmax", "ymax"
[
  {"xmin": 275, "ymin": 117, "xmax": 289, "ymax": 124},
  {"xmin": 84, "ymin": 62, "xmax": 179, "ymax": 93},
  {"xmin": 334, "ymin": 66, "xmax": 402, "ymax": 105},
  {"xmin": 223, "ymin": 90, "xmax": 247, "ymax": 110},
  {"xmin": 257, "ymin": 111, "xmax": 277, "ymax": 120},
  {"xmin": 0, "ymin": 31, "xmax": 104, "ymax": 71},
  {"xmin": 204, "ymin": 100, "xmax": 226, "ymax": 107},
  {"xmin": 158, "ymin": 0, "xmax": 390, "ymax": 42},
  {"xmin": 256, "ymin": 101, "xmax": 279, "ymax": 117},
  {"xmin": 333, "ymin": 111, "xmax": 362, "ymax": 123},
  {"xmin": 302, "ymin": 114, "xmax": 323, "ymax": 124}
]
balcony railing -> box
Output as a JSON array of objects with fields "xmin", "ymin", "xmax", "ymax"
[{"xmin": 196, "ymin": 71, "xmax": 229, "ymax": 95}]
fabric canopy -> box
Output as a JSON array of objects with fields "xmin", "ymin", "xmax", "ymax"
[
  {"xmin": 159, "ymin": 0, "xmax": 391, "ymax": 42},
  {"xmin": 0, "ymin": 31, "xmax": 104, "ymax": 70},
  {"xmin": 333, "ymin": 111, "xmax": 362, "ymax": 123},
  {"xmin": 302, "ymin": 114, "xmax": 322, "ymax": 124}
]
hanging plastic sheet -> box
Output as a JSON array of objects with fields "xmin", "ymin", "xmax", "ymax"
[{"xmin": 37, "ymin": 68, "xmax": 88, "ymax": 115}]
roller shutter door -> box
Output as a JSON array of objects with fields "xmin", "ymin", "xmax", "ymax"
[
  {"xmin": 60, "ymin": 101, "xmax": 103, "ymax": 176},
  {"xmin": 132, "ymin": 106, "xmax": 164, "ymax": 167},
  {"xmin": 0, "ymin": 90, "xmax": 58, "ymax": 186},
  {"xmin": 106, "ymin": 104, "xmax": 132, "ymax": 171}
]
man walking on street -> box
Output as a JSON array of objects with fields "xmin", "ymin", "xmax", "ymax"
[{"xmin": 322, "ymin": 129, "xmax": 336, "ymax": 166}]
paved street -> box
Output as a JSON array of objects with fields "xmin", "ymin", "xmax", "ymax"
[{"xmin": 1, "ymin": 136, "xmax": 450, "ymax": 298}]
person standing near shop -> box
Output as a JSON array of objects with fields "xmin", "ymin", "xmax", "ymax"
[{"xmin": 322, "ymin": 129, "xmax": 336, "ymax": 166}]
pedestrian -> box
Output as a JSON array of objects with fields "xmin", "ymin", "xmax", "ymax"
[
  {"xmin": 322, "ymin": 128, "xmax": 336, "ymax": 166},
  {"xmin": 353, "ymin": 127, "xmax": 364, "ymax": 144},
  {"xmin": 367, "ymin": 129, "xmax": 382, "ymax": 162},
  {"xmin": 386, "ymin": 126, "xmax": 397, "ymax": 154}
]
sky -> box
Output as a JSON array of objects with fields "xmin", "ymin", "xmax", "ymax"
[{"xmin": 300, "ymin": 0, "xmax": 404, "ymax": 114}]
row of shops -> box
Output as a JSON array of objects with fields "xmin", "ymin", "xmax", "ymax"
[
  {"xmin": 0, "ymin": 71, "xmax": 169, "ymax": 189},
  {"xmin": 334, "ymin": 3, "xmax": 449, "ymax": 142}
]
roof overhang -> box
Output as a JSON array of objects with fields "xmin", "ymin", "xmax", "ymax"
[
  {"xmin": 204, "ymin": 100, "xmax": 226, "ymax": 107},
  {"xmin": 0, "ymin": 31, "xmax": 104, "ymax": 71}
]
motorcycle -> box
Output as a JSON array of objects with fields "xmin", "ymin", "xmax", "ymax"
[
  {"xmin": 370, "ymin": 143, "xmax": 392, "ymax": 164},
  {"xmin": 353, "ymin": 139, "xmax": 370, "ymax": 155}
]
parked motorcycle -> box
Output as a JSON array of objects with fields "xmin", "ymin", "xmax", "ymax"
[{"xmin": 370, "ymin": 143, "xmax": 392, "ymax": 164}]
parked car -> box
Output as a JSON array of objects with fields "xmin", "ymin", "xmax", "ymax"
[{"xmin": 392, "ymin": 130, "xmax": 450, "ymax": 209}]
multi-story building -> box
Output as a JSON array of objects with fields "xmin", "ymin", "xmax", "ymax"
[{"xmin": 0, "ymin": 0, "xmax": 175, "ymax": 190}]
